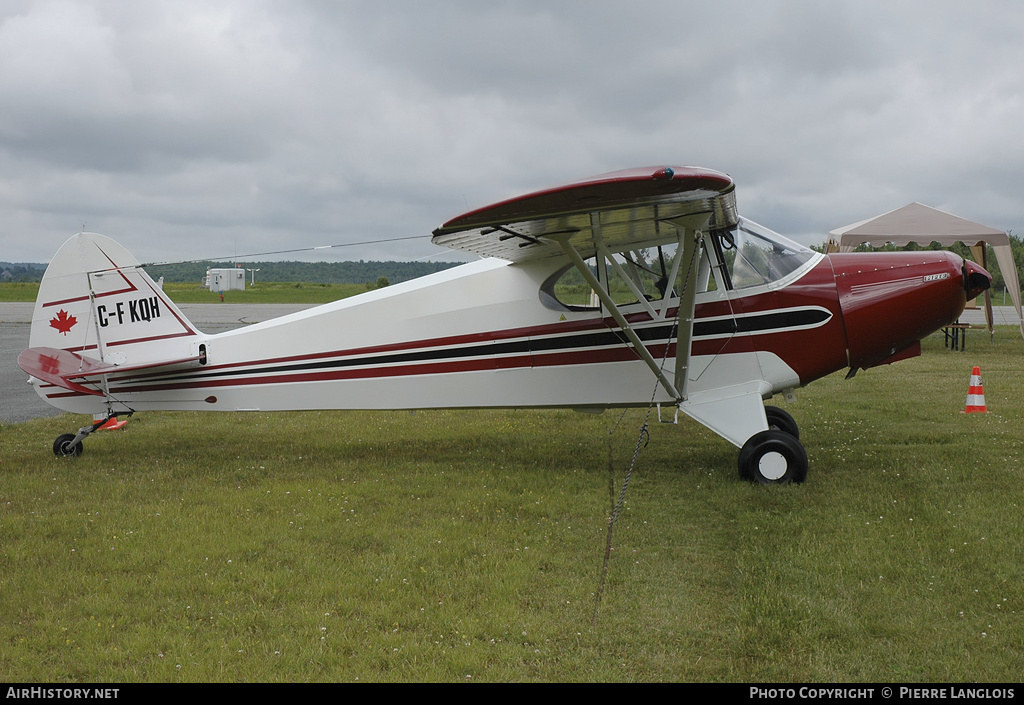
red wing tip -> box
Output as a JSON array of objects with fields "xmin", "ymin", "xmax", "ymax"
[{"xmin": 439, "ymin": 165, "xmax": 733, "ymax": 231}]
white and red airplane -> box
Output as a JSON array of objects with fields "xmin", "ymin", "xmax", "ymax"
[{"xmin": 19, "ymin": 166, "xmax": 991, "ymax": 483}]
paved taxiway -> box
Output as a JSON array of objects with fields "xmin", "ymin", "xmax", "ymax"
[{"xmin": 1, "ymin": 303, "xmax": 314, "ymax": 424}]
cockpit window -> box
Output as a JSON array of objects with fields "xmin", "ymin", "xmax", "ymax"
[
  {"xmin": 717, "ymin": 218, "xmax": 815, "ymax": 289},
  {"xmin": 539, "ymin": 219, "xmax": 812, "ymax": 311}
]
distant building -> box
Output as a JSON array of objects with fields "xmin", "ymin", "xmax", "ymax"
[{"xmin": 204, "ymin": 267, "xmax": 246, "ymax": 292}]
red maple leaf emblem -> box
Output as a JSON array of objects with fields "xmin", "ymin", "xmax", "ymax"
[{"xmin": 49, "ymin": 309, "xmax": 78, "ymax": 336}]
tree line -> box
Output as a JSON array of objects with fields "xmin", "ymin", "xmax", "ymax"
[
  {"xmin": 0, "ymin": 262, "xmax": 47, "ymax": 282},
  {"xmin": 7, "ymin": 232, "xmax": 1024, "ymax": 294},
  {"xmin": 1, "ymin": 259, "xmax": 460, "ymax": 286}
]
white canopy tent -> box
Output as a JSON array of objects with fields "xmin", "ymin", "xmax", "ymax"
[{"xmin": 829, "ymin": 203, "xmax": 1023, "ymax": 339}]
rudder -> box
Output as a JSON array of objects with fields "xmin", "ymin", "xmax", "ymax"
[{"xmin": 26, "ymin": 233, "xmax": 202, "ymax": 412}]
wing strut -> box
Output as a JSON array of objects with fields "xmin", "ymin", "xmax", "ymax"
[
  {"xmin": 667, "ymin": 213, "xmax": 708, "ymax": 402},
  {"xmin": 553, "ymin": 212, "xmax": 708, "ymax": 402}
]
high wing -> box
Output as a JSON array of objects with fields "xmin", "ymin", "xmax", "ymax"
[
  {"xmin": 433, "ymin": 166, "xmax": 739, "ymax": 402},
  {"xmin": 431, "ymin": 166, "xmax": 737, "ymax": 262}
]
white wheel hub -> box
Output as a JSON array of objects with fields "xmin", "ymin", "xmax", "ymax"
[{"xmin": 758, "ymin": 451, "xmax": 788, "ymax": 481}]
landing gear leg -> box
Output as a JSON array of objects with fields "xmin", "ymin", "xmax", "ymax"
[
  {"xmin": 52, "ymin": 413, "xmax": 132, "ymax": 457},
  {"xmin": 738, "ymin": 429, "xmax": 808, "ymax": 484}
]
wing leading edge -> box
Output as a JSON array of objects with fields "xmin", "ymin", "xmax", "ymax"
[{"xmin": 431, "ymin": 166, "xmax": 738, "ymax": 262}]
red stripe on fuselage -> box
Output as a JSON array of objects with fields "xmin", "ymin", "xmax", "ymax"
[{"xmin": 51, "ymin": 258, "xmax": 852, "ymax": 399}]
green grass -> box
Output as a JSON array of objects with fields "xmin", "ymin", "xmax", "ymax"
[
  {"xmin": 0, "ymin": 282, "xmax": 367, "ymax": 305},
  {"xmin": 2, "ymin": 330, "xmax": 1023, "ymax": 682},
  {"xmin": 0, "ymin": 282, "xmax": 42, "ymax": 302},
  {"xmin": 158, "ymin": 281, "xmax": 369, "ymax": 304}
]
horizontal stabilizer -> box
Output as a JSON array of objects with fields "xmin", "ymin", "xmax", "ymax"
[{"xmin": 19, "ymin": 346, "xmax": 202, "ymax": 396}]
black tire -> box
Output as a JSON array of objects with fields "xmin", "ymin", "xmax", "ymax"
[
  {"xmin": 764, "ymin": 405, "xmax": 799, "ymax": 439},
  {"xmin": 738, "ymin": 430, "xmax": 808, "ymax": 484},
  {"xmin": 53, "ymin": 433, "xmax": 83, "ymax": 457}
]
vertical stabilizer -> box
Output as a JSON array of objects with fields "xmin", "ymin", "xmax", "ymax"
[{"xmin": 30, "ymin": 232, "xmax": 200, "ymax": 367}]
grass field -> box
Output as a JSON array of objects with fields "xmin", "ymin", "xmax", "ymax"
[
  {"xmin": 157, "ymin": 281, "xmax": 369, "ymax": 304},
  {"xmin": 0, "ymin": 282, "xmax": 42, "ymax": 302},
  {"xmin": 0, "ymin": 281, "xmax": 364, "ymax": 305},
  {"xmin": 2, "ymin": 329, "xmax": 1023, "ymax": 682}
]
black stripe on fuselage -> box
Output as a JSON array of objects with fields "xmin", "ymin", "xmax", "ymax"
[
  {"xmin": 693, "ymin": 307, "xmax": 832, "ymax": 338},
  {"xmin": 109, "ymin": 307, "xmax": 830, "ymax": 387}
]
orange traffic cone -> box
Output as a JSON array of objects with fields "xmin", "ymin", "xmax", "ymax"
[{"xmin": 963, "ymin": 366, "xmax": 988, "ymax": 414}]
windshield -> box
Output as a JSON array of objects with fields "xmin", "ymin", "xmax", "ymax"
[{"xmin": 719, "ymin": 218, "xmax": 816, "ymax": 289}]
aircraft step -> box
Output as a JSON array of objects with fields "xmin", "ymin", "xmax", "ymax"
[{"xmin": 656, "ymin": 404, "xmax": 678, "ymax": 424}]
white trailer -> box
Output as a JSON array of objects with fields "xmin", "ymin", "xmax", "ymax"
[{"xmin": 205, "ymin": 268, "xmax": 246, "ymax": 292}]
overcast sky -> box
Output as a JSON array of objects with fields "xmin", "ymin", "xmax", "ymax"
[{"xmin": 2, "ymin": 0, "xmax": 1022, "ymax": 265}]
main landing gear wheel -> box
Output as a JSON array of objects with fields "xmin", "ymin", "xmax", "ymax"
[
  {"xmin": 764, "ymin": 405, "xmax": 799, "ymax": 439},
  {"xmin": 53, "ymin": 433, "xmax": 84, "ymax": 457},
  {"xmin": 738, "ymin": 430, "xmax": 808, "ymax": 484}
]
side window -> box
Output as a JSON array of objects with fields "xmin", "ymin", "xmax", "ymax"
[
  {"xmin": 541, "ymin": 263, "xmax": 600, "ymax": 310},
  {"xmin": 540, "ymin": 256, "xmax": 646, "ymax": 311},
  {"xmin": 540, "ymin": 246, "xmax": 720, "ymax": 311}
]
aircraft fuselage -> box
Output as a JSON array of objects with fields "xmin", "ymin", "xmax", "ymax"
[{"xmin": 27, "ymin": 238, "xmax": 985, "ymax": 419}]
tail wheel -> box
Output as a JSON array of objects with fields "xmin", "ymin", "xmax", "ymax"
[
  {"xmin": 53, "ymin": 434, "xmax": 83, "ymax": 457},
  {"xmin": 738, "ymin": 430, "xmax": 807, "ymax": 484}
]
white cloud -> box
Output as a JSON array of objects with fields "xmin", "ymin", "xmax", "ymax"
[{"xmin": 2, "ymin": 0, "xmax": 1024, "ymax": 264}]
